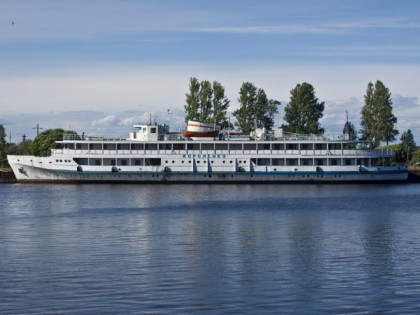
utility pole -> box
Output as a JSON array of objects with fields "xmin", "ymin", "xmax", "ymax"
[{"xmin": 33, "ymin": 124, "xmax": 43, "ymax": 136}]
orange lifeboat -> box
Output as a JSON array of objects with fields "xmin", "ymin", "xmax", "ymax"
[{"xmin": 183, "ymin": 121, "xmax": 220, "ymax": 139}]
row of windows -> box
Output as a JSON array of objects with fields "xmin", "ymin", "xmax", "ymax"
[
  {"xmin": 56, "ymin": 159, "xmax": 72, "ymax": 163},
  {"xmin": 164, "ymin": 160, "xmax": 248, "ymax": 164},
  {"xmin": 65, "ymin": 142, "xmax": 355, "ymax": 151}
]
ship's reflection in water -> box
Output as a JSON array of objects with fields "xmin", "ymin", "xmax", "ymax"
[{"xmin": 1, "ymin": 183, "xmax": 420, "ymax": 313}]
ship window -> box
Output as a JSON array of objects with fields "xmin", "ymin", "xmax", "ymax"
[
  {"xmin": 151, "ymin": 128, "xmax": 156, "ymax": 134},
  {"xmin": 197, "ymin": 161, "xmax": 200, "ymax": 164},
  {"xmin": 182, "ymin": 161, "xmax": 184, "ymax": 164},
  {"xmin": 230, "ymin": 161, "xmax": 233, "ymax": 163},
  {"xmin": 172, "ymin": 161, "xmax": 175, "ymax": 163},
  {"xmin": 143, "ymin": 128, "xmax": 146, "ymax": 132},
  {"xmin": 145, "ymin": 158, "xmax": 161, "ymax": 166},
  {"xmin": 204, "ymin": 161, "xmax": 206, "ymax": 164},
  {"xmin": 165, "ymin": 160, "xmax": 168, "ymax": 163}
]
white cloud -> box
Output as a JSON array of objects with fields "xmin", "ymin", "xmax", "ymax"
[{"xmin": 91, "ymin": 115, "xmax": 117, "ymax": 127}]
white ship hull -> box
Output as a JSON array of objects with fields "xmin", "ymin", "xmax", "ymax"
[{"xmin": 8, "ymin": 155, "xmax": 408, "ymax": 183}]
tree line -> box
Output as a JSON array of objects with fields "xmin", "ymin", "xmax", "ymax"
[
  {"xmin": 184, "ymin": 77, "xmax": 418, "ymax": 164},
  {"xmin": 0, "ymin": 78, "xmax": 418, "ymax": 166},
  {"xmin": 0, "ymin": 128, "xmax": 75, "ymax": 168}
]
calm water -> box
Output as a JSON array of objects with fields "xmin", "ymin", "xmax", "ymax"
[{"xmin": 1, "ymin": 183, "xmax": 420, "ymax": 314}]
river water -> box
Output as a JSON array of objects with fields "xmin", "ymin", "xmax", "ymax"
[{"xmin": 1, "ymin": 183, "xmax": 420, "ymax": 313}]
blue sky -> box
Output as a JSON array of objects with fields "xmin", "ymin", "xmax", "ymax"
[{"xmin": 1, "ymin": 0, "xmax": 420, "ymax": 143}]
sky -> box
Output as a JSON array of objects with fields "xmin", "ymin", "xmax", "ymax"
[{"xmin": 1, "ymin": 0, "xmax": 420, "ymax": 143}]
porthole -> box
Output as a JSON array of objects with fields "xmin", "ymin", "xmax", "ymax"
[
  {"xmin": 165, "ymin": 160, "xmax": 168, "ymax": 163},
  {"xmin": 197, "ymin": 161, "xmax": 200, "ymax": 164},
  {"xmin": 172, "ymin": 161, "xmax": 175, "ymax": 163},
  {"xmin": 230, "ymin": 161, "xmax": 233, "ymax": 164}
]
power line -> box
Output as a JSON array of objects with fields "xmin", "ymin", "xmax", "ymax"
[{"xmin": 33, "ymin": 124, "xmax": 43, "ymax": 136}]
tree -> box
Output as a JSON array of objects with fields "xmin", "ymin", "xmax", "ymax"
[
  {"xmin": 411, "ymin": 148, "xmax": 420, "ymax": 166},
  {"xmin": 6, "ymin": 140, "xmax": 33, "ymax": 156},
  {"xmin": 184, "ymin": 77, "xmax": 201, "ymax": 122},
  {"xmin": 282, "ymin": 82, "xmax": 325, "ymax": 134},
  {"xmin": 343, "ymin": 121, "xmax": 358, "ymax": 140},
  {"xmin": 212, "ymin": 81, "xmax": 230, "ymax": 129},
  {"xmin": 184, "ymin": 77, "xmax": 230, "ymax": 128},
  {"xmin": 400, "ymin": 129, "xmax": 416, "ymax": 163},
  {"xmin": 0, "ymin": 124, "xmax": 6, "ymax": 167},
  {"xmin": 30, "ymin": 128, "xmax": 76, "ymax": 156},
  {"xmin": 232, "ymin": 82, "xmax": 280, "ymax": 132},
  {"xmin": 360, "ymin": 80, "xmax": 398, "ymax": 147}
]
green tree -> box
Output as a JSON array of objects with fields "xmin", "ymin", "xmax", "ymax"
[
  {"xmin": 184, "ymin": 77, "xmax": 230, "ymax": 128},
  {"xmin": 184, "ymin": 77, "xmax": 201, "ymax": 122},
  {"xmin": 282, "ymin": 82, "xmax": 325, "ymax": 134},
  {"xmin": 0, "ymin": 124, "xmax": 6, "ymax": 167},
  {"xmin": 233, "ymin": 82, "xmax": 280, "ymax": 132},
  {"xmin": 6, "ymin": 139, "xmax": 33, "ymax": 155},
  {"xmin": 30, "ymin": 128, "xmax": 76, "ymax": 156},
  {"xmin": 343, "ymin": 121, "xmax": 358, "ymax": 140},
  {"xmin": 360, "ymin": 80, "xmax": 398, "ymax": 147},
  {"xmin": 198, "ymin": 80, "xmax": 213, "ymax": 122},
  {"xmin": 212, "ymin": 81, "xmax": 230, "ymax": 129},
  {"xmin": 411, "ymin": 148, "xmax": 420, "ymax": 166},
  {"xmin": 400, "ymin": 129, "xmax": 416, "ymax": 163}
]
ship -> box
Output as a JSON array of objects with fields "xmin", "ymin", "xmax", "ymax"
[{"xmin": 7, "ymin": 121, "xmax": 408, "ymax": 183}]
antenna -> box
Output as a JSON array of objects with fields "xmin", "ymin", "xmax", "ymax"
[
  {"xmin": 33, "ymin": 124, "xmax": 43, "ymax": 136},
  {"xmin": 22, "ymin": 134, "xmax": 26, "ymax": 142},
  {"xmin": 345, "ymin": 110, "xmax": 349, "ymax": 134}
]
